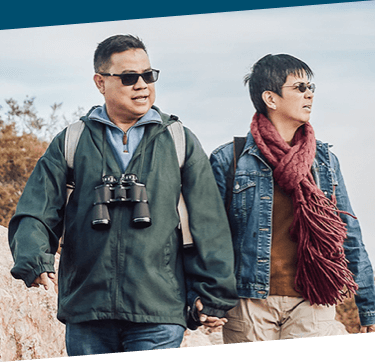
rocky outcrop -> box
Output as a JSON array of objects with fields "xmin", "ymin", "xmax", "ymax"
[
  {"xmin": 0, "ymin": 226, "xmax": 66, "ymax": 361},
  {"xmin": 181, "ymin": 328, "xmax": 223, "ymax": 347}
]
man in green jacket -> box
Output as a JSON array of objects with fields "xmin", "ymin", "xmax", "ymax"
[{"xmin": 8, "ymin": 34, "xmax": 238, "ymax": 355}]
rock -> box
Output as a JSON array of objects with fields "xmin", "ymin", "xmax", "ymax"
[
  {"xmin": 0, "ymin": 226, "xmax": 67, "ymax": 361},
  {"xmin": 181, "ymin": 327, "xmax": 223, "ymax": 348}
]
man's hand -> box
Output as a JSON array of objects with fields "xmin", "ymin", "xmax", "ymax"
[
  {"xmin": 360, "ymin": 324, "xmax": 375, "ymax": 333},
  {"xmin": 195, "ymin": 299, "xmax": 228, "ymax": 331},
  {"xmin": 31, "ymin": 272, "xmax": 57, "ymax": 293}
]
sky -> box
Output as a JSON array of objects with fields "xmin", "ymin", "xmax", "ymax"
[{"xmin": 1, "ymin": 1, "xmax": 375, "ymax": 266}]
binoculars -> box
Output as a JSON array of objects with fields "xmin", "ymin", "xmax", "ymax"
[{"xmin": 92, "ymin": 174, "xmax": 152, "ymax": 230}]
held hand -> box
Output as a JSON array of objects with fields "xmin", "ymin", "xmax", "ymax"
[
  {"xmin": 31, "ymin": 272, "xmax": 57, "ymax": 292},
  {"xmin": 360, "ymin": 324, "xmax": 375, "ymax": 333},
  {"xmin": 195, "ymin": 299, "xmax": 228, "ymax": 331}
]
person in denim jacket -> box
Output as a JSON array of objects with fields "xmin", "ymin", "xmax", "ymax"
[{"xmin": 210, "ymin": 54, "xmax": 375, "ymax": 342}]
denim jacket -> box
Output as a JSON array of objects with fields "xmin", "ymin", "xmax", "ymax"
[{"xmin": 210, "ymin": 131, "xmax": 375, "ymax": 326}]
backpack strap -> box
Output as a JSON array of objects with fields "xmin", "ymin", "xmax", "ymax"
[
  {"xmin": 225, "ymin": 136, "xmax": 246, "ymax": 213},
  {"xmin": 60, "ymin": 120, "xmax": 85, "ymax": 248},
  {"xmin": 65, "ymin": 120, "xmax": 85, "ymax": 186},
  {"xmin": 167, "ymin": 120, "xmax": 185, "ymax": 168},
  {"xmin": 167, "ymin": 120, "xmax": 194, "ymax": 249}
]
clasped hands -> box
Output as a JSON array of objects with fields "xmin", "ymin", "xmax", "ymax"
[{"xmin": 195, "ymin": 298, "xmax": 228, "ymax": 331}]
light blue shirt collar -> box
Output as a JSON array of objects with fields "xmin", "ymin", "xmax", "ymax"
[
  {"xmin": 88, "ymin": 105, "xmax": 162, "ymax": 173},
  {"xmin": 89, "ymin": 104, "xmax": 162, "ymax": 129}
]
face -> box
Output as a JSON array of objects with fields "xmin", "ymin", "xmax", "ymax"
[
  {"xmin": 273, "ymin": 71, "xmax": 314, "ymax": 125},
  {"xmin": 94, "ymin": 48, "xmax": 156, "ymax": 125}
]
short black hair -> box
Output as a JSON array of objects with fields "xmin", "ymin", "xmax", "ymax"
[
  {"xmin": 94, "ymin": 34, "xmax": 147, "ymax": 73},
  {"xmin": 244, "ymin": 54, "xmax": 314, "ymax": 116}
]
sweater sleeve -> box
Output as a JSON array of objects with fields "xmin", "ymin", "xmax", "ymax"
[
  {"xmin": 180, "ymin": 128, "xmax": 238, "ymax": 317},
  {"xmin": 8, "ymin": 132, "xmax": 68, "ymax": 287}
]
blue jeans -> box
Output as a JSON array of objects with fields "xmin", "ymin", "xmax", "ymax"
[{"xmin": 65, "ymin": 320, "xmax": 185, "ymax": 356}]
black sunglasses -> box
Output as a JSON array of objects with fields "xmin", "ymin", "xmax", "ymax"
[
  {"xmin": 282, "ymin": 82, "xmax": 316, "ymax": 93},
  {"xmin": 99, "ymin": 69, "xmax": 160, "ymax": 86}
]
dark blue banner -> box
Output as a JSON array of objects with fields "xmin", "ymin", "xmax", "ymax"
[{"xmin": 0, "ymin": 1, "xmax": 363, "ymax": 30}]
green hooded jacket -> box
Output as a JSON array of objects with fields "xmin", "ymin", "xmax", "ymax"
[{"xmin": 8, "ymin": 106, "xmax": 238, "ymax": 327}]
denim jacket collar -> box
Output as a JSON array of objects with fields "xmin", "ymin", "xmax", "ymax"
[{"xmin": 243, "ymin": 131, "xmax": 269, "ymax": 164}]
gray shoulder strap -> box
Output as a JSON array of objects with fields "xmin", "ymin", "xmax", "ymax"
[
  {"xmin": 167, "ymin": 121, "xmax": 185, "ymax": 168},
  {"xmin": 61, "ymin": 120, "xmax": 85, "ymax": 249},
  {"xmin": 65, "ymin": 120, "xmax": 85, "ymax": 169},
  {"xmin": 167, "ymin": 121, "xmax": 194, "ymax": 248},
  {"xmin": 59, "ymin": 120, "xmax": 85, "ymax": 250}
]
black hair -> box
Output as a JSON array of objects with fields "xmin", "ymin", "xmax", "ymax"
[
  {"xmin": 94, "ymin": 34, "xmax": 147, "ymax": 73},
  {"xmin": 244, "ymin": 54, "xmax": 314, "ymax": 116}
]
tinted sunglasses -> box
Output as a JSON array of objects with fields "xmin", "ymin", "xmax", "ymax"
[
  {"xmin": 282, "ymin": 82, "xmax": 316, "ymax": 93},
  {"xmin": 99, "ymin": 69, "xmax": 160, "ymax": 86}
]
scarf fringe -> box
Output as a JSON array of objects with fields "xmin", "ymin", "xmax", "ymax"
[{"xmin": 292, "ymin": 188, "xmax": 358, "ymax": 305}]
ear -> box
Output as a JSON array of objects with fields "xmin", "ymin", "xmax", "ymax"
[
  {"xmin": 93, "ymin": 73, "xmax": 105, "ymax": 94},
  {"xmin": 262, "ymin": 91, "xmax": 277, "ymax": 110}
]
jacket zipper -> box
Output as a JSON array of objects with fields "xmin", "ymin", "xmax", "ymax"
[
  {"xmin": 110, "ymin": 125, "xmax": 170, "ymax": 315},
  {"xmin": 113, "ymin": 211, "xmax": 123, "ymax": 316},
  {"xmin": 126, "ymin": 125, "xmax": 171, "ymax": 178}
]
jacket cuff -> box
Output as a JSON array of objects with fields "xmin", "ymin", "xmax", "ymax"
[
  {"xmin": 24, "ymin": 262, "xmax": 55, "ymax": 288},
  {"xmin": 190, "ymin": 295, "xmax": 233, "ymax": 318},
  {"xmin": 358, "ymin": 311, "xmax": 375, "ymax": 327},
  {"xmin": 200, "ymin": 305, "xmax": 228, "ymax": 318}
]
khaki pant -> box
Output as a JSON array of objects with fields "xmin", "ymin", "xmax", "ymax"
[{"xmin": 223, "ymin": 296, "xmax": 348, "ymax": 343}]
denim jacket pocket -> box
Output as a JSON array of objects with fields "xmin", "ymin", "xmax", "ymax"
[{"xmin": 232, "ymin": 174, "xmax": 256, "ymax": 215}]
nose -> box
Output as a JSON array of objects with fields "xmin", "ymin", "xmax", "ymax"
[
  {"xmin": 133, "ymin": 75, "xmax": 147, "ymax": 89},
  {"xmin": 305, "ymin": 87, "xmax": 314, "ymax": 99}
]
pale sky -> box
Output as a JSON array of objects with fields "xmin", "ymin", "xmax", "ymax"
[{"xmin": 1, "ymin": 1, "xmax": 375, "ymax": 265}]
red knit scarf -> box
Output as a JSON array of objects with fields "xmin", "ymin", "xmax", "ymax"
[{"xmin": 251, "ymin": 112, "xmax": 358, "ymax": 305}]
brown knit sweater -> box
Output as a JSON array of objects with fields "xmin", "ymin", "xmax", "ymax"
[{"xmin": 269, "ymin": 183, "xmax": 300, "ymax": 297}]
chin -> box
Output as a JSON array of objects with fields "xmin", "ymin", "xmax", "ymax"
[
  {"xmin": 300, "ymin": 116, "xmax": 311, "ymax": 124},
  {"xmin": 138, "ymin": 102, "xmax": 152, "ymax": 112}
]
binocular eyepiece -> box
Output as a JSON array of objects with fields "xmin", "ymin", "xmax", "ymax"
[{"xmin": 92, "ymin": 174, "xmax": 152, "ymax": 230}]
